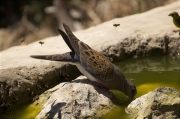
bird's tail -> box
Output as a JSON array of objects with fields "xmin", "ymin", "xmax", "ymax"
[{"xmin": 30, "ymin": 52, "xmax": 78, "ymax": 62}]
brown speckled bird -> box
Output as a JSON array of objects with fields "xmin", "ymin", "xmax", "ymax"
[{"xmin": 30, "ymin": 23, "xmax": 137, "ymax": 98}]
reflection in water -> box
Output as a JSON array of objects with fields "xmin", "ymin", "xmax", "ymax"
[{"xmin": 116, "ymin": 56, "xmax": 180, "ymax": 73}]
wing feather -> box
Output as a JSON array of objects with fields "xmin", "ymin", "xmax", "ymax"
[
  {"xmin": 78, "ymin": 41, "xmax": 114, "ymax": 81},
  {"xmin": 63, "ymin": 23, "xmax": 80, "ymax": 59}
]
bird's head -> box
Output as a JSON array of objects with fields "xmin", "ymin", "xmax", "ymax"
[
  {"xmin": 113, "ymin": 65, "xmax": 137, "ymax": 99},
  {"xmin": 168, "ymin": 11, "xmax": 179, "ymax": 19},
  {"xmin": 122, "ymin": 78, "xmax": 137, "ymax": 99}
]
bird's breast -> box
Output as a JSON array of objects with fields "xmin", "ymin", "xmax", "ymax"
[
  {"xmin": 76, "ymin": 63, "xmax": 99, "ymax": 82},
  {"xmin": 173, "ymin": 18, "xmax": 180, "ymax": 28}
]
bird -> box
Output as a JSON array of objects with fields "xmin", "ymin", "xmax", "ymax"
[
  {"xmin": 168, "ymin": 11, "xmax": 180, "ymax": 35},
  {"xmin": 30, "ymin": 23, "xmax": 137, "ymax": 98}
]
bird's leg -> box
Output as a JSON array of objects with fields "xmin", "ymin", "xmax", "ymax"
[
  {"xmin": 172, "ymin": 29, "xmax": 180, "ymax": 35},
  {"xmin": 90, "ymin": 81, "xmax": 113, "ymax": 97},
  {"xmin": 90, "ymin": 81, "xmax": 122, "ymax": 103},
  {"xmin": 90, "ymin": 81, "xmax": 108, "ymax": 90},
  {"xmin": 173, "ymin": 29, "xmax": 180, "ymax": 33}
]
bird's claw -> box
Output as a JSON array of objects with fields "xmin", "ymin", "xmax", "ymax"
[{"xmin": 172, "ymin": 30, "xmax": 180, "ymax": 35}]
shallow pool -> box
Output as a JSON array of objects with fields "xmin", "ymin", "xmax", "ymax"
[
  {"xmin": 101, "ymin": 55, "xmax": 180, "ymax": 119},
  {"xmin": 1, "ymin": 56, "xmax": 180, "ymax": 119}
]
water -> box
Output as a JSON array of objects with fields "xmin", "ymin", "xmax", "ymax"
[
  {"xmin": 101, "ymin": 55, "xmax": 180, "ymax": 119},
  {"xmin": 0, "ymin": 102, "xmax": 43, "ymax": 119},
  {"xmin": 1, "ymin": 56, "xmax": 180, "ymax": 119}
]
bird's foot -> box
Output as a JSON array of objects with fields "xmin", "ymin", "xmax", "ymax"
[
  {"xmin": 173, "ymin": 29, "xmax": 180, "ymax": 33},
  {"xmin": 172, "ymin": 30, "xmax": 180, "ymax": 35},
  {"xmin": 90, "ymin": 81, "xmax": 108, "ymax": 90},
  {"xmin": 90, "ymin": 81, "xmax": 112, "ymax": 97}
]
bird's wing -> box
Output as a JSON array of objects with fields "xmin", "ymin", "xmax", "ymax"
[
  {"xmin": 62, "ymin": 23, "xmax": 114, "ymax": 81},
  {"xmin": 62, "ymin": 23, "xmax": 80, "ymax": 59},
  {"xmin": 30, "ymin": 52, "xmax": 78, "ymax": 62},
  {"xmin": 58, "ymin": 29, "xmax": 75, "ymax": 52},
  {"xmin": 78, "ymin": 41, "xmax": 114, "ymax": 81}
]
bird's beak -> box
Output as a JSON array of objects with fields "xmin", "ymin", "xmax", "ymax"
[{"xmin": 168, "ymin": 13, "xmax": 172, "ymax": 16}]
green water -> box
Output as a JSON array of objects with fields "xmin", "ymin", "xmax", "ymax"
[
  {"xmin": 0, "ymin": 102, "xmax": 43, "ymax": 119},
  {"xmin": 101, "ymin": 56, "xmax": 180, "ymax": 119},
  {"xmin": 1, "ymin": 56, "xmax": 180, "ymax": 119}
]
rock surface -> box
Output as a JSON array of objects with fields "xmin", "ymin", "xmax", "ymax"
[
  {"xmin": 0, "ymin": 63, "xmax": 81, "ymax": 113},
  {"xmin": 35, "ymin": 76, "xmax": 114, "ymax": 119},
  {"xmin": 125, "ymin": 87, "xmax": 180, "ymax": 119},
  {"xmin": 0, "ymin": 1, "xmax": 179, "ymax": 113}
]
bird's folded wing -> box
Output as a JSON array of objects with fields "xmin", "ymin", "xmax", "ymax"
[
  {"xmin": 58, "ymin": 29, "xmax": 75, "ymax": 52},
  {"xmin": 62, "ymin": 23, "xmax": 80, "ymax": 59},
  {"xmin": 78, "ymin": 41, "xmax": 114, "ymax": 81}
]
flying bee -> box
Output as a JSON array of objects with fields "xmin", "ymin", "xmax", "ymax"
[
  {"xmin": 21, "ymin": 39, "xmax": 25, "ymax": 43},
  {"xmin": 113, "ymin": 21, "xmax": 120, "ymax": 27},
  {"xmin": 20, "ymin": 37, "xmax": 26, "ymax": 44},
  {"xmin": 113, "ymin": 23, "xmax": 120, "ymax": 27},
  {"xmin": 39, "ymin": 41, "xmax": 44, "ymax": 46}
]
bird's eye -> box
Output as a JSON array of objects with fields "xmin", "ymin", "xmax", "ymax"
[{"xmin": 132, "ymin": 88, "xmax": 137, "ymax": 96}]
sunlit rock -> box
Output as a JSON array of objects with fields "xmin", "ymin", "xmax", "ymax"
[
  {"xmin": 35, "ymin": 76, "xmax": 114, "ymax": 119},
  {"xmin": 125, "ymin": 87, "xmax": 180, "ymax": 119}
]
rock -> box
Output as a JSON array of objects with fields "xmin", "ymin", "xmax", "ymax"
[
  {"xmin": 0, "ymin": 1, "xmax": 179, "ymax": 113},
  {"xmin": 35, "ymin": 76, "xmax": 114, "ymax": 119},
  {"xmin": 0, "ymin": 63, "xmax": 81, "ymax": 113},
  {"xmin": 125, "ymin": 87, "xmax": 180, "ymax": 119}
]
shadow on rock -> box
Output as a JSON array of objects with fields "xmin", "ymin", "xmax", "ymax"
[
  {"xmin": 69, "ymin": 77, "xmax": 127, "ymax": 105},
  {"xmin": 47, "ymin": 100, "xmax": 66, "ymax": 119}
]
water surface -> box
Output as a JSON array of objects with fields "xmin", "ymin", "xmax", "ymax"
[{"xmin": 101, "ymin": 56, "xmax": 180, "ymax": 119}]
